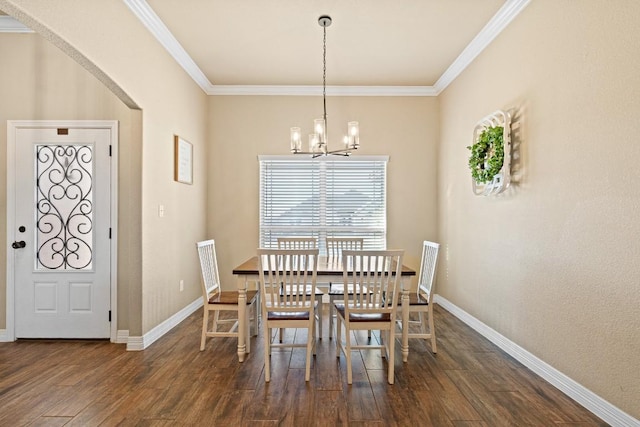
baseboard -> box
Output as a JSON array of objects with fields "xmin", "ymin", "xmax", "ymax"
[
  {"xmin": 126, "ymin": 335, "xmax": 144, "ymax": 351},
  {"xmin": 434, "ymin": 295, "xmax": 639, "ymax": 427},
  {"xmin": 126, "ymin": 297, "xmax": 202, "ymax": 351},
  {"xmin": 115, "ymin": 329, "xmax": 129, "ymax": 344},
  {"xmin": 1, "ymin": 328, "xmax": 128, "ymax": 344}
]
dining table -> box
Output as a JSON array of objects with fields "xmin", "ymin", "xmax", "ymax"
[{"xmin": 232, "ymin": 255, "xmax": 416, "ymax": 363}]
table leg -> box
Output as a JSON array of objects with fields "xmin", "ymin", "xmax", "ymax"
[
  {"xmin": 401, "ymin": 279, "xmax": 410, "ymax": 362},
  {"xmin": 237, "ymin": 276, "xmax": 247, "ymax": 362}
]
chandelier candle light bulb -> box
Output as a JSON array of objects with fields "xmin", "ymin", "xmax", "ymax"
[
  {"xmin": 309, "ymin": 134, "xmax": 319, "ymax": 152},
  {"xmin": 314, "ymin": 118, "xmax": 327, "ymax": 148},
  {"xmin": 348, "ymin": 121, "xmax": 359, "ymax": 148},
  {"xmin": 290, "ymin": 127, "xmax": 302, "ymax": 153}
]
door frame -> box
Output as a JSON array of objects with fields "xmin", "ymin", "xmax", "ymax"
[{"xmin": 6, "ymin": 120, "xmax": 118, "ymax": 342}]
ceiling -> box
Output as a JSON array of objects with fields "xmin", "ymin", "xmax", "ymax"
[{"xmin": 1, "ymin": 0, "xmax": 531, "ymax": 95}]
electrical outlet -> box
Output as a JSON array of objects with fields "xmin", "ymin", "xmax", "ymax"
[
  {"xmin": 179, "ymin": 279, "xmax": 184, "ymax": 292},
  {"xmin": 158, "ymin": 204, "xmax": 165, "ymax": 218}
]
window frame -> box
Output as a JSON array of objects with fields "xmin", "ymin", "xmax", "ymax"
[{"xmin": 258, "ymin": 155, "xmax": 389, "ymax": 254}]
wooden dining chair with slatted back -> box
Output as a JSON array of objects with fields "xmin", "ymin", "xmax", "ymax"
[
  {"xmin": 196, "ymin": 239, "xmax": 259, "ymax": 351},
  {"xmin": 276, "ymin": 237, "xmax": 324, "ymax": 339},
  {"xmin": 325, "ymin": 237, "xmax": 366, "ymax": 339},
  {"xmin": 397, "ymin": 240, "xmax": 440, "ymax": 353},
  {"xmin": 257, "ymin": 248, "xmax": 319, "ymax": 382},
  {"xmin": 335, "ymin": 249, "xmax": 404, "ymax": 384}
]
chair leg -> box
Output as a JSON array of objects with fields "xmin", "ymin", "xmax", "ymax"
[
  {"xmin": 345, "ymin": 323, "xmax": 353, "ymax": 385},
  {"xmin": 255, "ymin": 291, "xmax": 261, "ymax": 332},
  {"xmin": 329, "ymin": 300, "xmax": 334, "ymax": 339},
  {"xmin": 387, "ymin": 327, "xmax": 396, "ymax": 385},
  {"xmin": 200, "ymin": 307, "xmax": 209, "ymax": 351},
  {"xmin": 336, "ymin": 313, "xmax": 342, "ymax": 358},
  {"xmin": 312, "ymin": 315, "xmax": 317, "ymax": 356},
  {"xmin": 252, "ymin": 300, "xmax": 259, "ymax": 337},
  {"xmin": 306, "ymin": 319, "xmax": 314, "ymax": 381},
  {"xmin": 313, "ymin": 328, "xmax": 317, "ymax": 357},
  {"xmin": 245, "ymin": 307, "xmax": 251, "ymax": 354},
  {"xmin": 428, "ymin": 306, "xmax": 437, "ymax": 353},
  {"xmin": 264, "ymin": 324, "xmax": 271, "ymax": 383},
  {"xmin": 212, "ymin": 310, "xmax": 220, "ymax": 334},
  {"xmin": 418, "ymin": 311, "xmax": 425, "ymax": 334},
  {"xmin": 317, "ymin": 299, "xmax": 323, "ymax": 339}
]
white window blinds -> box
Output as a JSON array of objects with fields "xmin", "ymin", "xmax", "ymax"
[{"xmin": 259, "ymin": 156, "xmax": 388, "ymax": 254}]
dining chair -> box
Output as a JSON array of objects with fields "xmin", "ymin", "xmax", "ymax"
[
  {"xmin": 196, "ymin": 239, "xmax": 259, "ymax": 351},
  {"xmin": 257, "ymin": 248, "xmax": 319, "ymax": 382},
  {"xmin": 397, "ymin": 240, "xmax": 440, "ymax": 353},
  {"xmin": 325, "ymin": 237, "xmax": 365, "ymax": 339},
  {"xmin": 276, "ymin": 237, "xmax": 317, "ymax": 250},
  {"xmin": 276, "ymin": 237, "xmax": 324, "ymax": 338},
  {"xmin": 335, "ymin": 249, "xmax": 404, "ymax": 385}
]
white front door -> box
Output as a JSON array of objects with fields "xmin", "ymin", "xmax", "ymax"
[{"xmin": 10, "ymin": 124, "xmax": 113, "ymax": 338}]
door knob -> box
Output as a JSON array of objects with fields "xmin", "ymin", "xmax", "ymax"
[{"xmin": 12, "ymin": 241, "xmax": 26, "ymax": 249}]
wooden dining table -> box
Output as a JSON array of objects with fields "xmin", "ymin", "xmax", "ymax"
[{"xmin": 232, "ymin": 255, "xmax": 416, "ymax": 363}]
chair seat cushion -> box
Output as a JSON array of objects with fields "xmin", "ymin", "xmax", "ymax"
[
  {"xmin": 267, "ymin": 311, "xmax": 311, "ymax": 321},
  {"xmin": 209, "ymin": 290, "xmax": 258, "ymax": 305},
  {"xmin": 334, "ymin": 303, "xmax": 391, "ymax": 322},
  {"xmin": 408, "ymin": 293, "xmax": 429, "ymax": 305}
]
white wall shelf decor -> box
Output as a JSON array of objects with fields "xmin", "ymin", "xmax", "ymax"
[{"xmin": 470, "ymin": 109, "xmax": 512, "ymax": 196}]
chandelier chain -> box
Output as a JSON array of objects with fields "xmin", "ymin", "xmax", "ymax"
[{"xmin": 322, "ymin": 24, "xmax": 327, "ymax": 125}]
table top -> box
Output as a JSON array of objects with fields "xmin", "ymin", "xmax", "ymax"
[{"xmin": 232, "ymin": 255, "xmax": 416, "ymax": 277}]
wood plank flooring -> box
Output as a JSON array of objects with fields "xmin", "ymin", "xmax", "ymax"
[{"xmin": 0, "ymin": 305, "xmax": 609, "ymax": 426}]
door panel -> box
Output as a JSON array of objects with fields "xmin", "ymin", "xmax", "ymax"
[{"xmin": 13, "ymin": 127, "xmax": 111, "ymax": 338}]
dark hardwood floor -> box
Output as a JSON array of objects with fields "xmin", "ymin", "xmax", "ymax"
[{"xmin": 0, "ymin": 304, "xmax": 609, "ymax": 426}]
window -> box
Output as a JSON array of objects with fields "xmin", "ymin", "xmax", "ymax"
[{"xmin": 259, "ymin": 155, "xmax": 388, "ymax": 254}]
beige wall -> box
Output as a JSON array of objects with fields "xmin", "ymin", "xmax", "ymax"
[
  {"xmin": 0, "ymin": 33, "xmax": 140, "ymax": 331},
  {"xmin": 3, "ymin": 0, "xmax": 637, "ymax": 419},
  {"xmin": 2, "ymin": 0, "xmax": 209, "ymax": 336},
  {"xmin": 438, "ymin": 0, "xmax": 640, "ymax": 418},
  {"xmin": 208, "ymin": 96, "xmax": 439, "ymax": 288}
]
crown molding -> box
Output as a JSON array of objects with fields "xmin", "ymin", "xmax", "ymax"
[
  {"xmin": 122, "ymin": 0, "xmax": 214, "ymax": 93},
  {"xmin": 0, "ymin": 15, "xmax": 33, "ymax": 32},
  {"xmin": 1, "ymin": 0, "xmax": 530, "ymax": 96},
  {"xmin": 433, "ymin": 0, "xmax": 531, "ymax": 94},
  {"xmin": 209, "ymin": 85, "xmax": 437, "ymax": 96}
]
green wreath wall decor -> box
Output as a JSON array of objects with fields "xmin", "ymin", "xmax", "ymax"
[{"xmin": 466, "ymin": 126, "xmax": 504, "ymax": 184}]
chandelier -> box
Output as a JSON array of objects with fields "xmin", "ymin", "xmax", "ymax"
[{"xmin": 290, "ymin": 15, "xmax": 360, "ymax": 157}]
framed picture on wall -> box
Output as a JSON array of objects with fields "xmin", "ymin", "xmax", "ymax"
[{"xmin": 174, "ymin": 135, "xmax": 193, "ymax": 184}]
